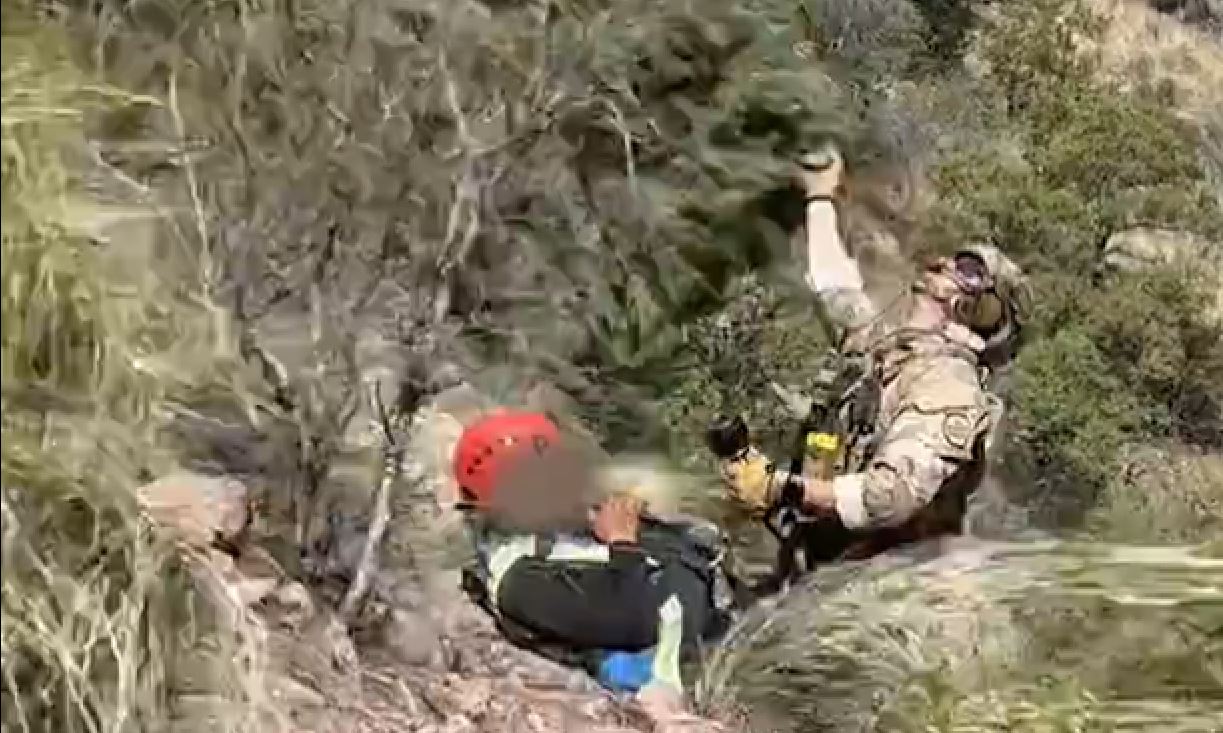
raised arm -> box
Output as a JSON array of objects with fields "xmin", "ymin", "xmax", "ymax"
[{"xmin": 796, "ymin": 146, "xmax": 878, "ymax": 335}]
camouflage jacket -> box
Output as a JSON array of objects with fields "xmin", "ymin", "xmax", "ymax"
[{"xmin": 803, "ymin": 201, "xmax": 1003, "ymax": 545}]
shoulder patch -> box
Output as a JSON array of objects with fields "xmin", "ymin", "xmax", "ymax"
[{"xmin": 941, "ymin": 411, "xmax": 974, "ymax": 451}]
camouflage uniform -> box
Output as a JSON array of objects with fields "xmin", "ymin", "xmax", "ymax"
[
  {"xmin": 829, "ymin": 326, "xmax": 1004, "ymax": 555},
  {"xmin": 722, "ymin": 199, "xmax": 1030, "ymax": 557}
]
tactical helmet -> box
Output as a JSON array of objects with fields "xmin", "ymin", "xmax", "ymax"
[
  {"xmin": 950, "ymin": 242, "xmax": 1033, "ymax": 357},
  {"xmin": 452, "ymin": 410, "xmax": 560, "ymax": 507}
]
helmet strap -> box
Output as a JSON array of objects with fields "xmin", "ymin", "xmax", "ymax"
[{"xmin": 977, "ymin": 319, "xmax": 1021, "ymax": 367}]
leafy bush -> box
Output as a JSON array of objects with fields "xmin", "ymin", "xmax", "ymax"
[
  {"xmin": 1007, "ymin": 329, "xmax": 1140, "ymax": 519},
  {"xmin": 917, "ymin": 0, "xmax": 1223, "ymax": 529}
]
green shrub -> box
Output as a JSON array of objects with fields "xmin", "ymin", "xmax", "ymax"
[
  {"xmin": 657, "ymin": 277, "xmax": 833, "ymax": 466},
  {"xmin": 1011, "ymin": 329, "xmax": 1142, "ymax": 496},
  {"xmin": 916, "ymin": 0, "xmax": 1223, "ymax": 528}
]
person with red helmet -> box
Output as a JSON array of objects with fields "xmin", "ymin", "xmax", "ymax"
[
  {"xmin": 451, "ymin": 409, "xmax": 561, "ymax": 508},
  {"xmin": 453, "ymin": 408, "xmax": 739, "ymax": 705}
]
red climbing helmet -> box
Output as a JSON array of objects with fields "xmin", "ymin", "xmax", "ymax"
[{"xmin": 452, "ymin": 410, "xmax": 560, "ymax": 506}]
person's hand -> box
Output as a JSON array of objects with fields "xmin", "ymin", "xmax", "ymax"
[
  {"xmin": 717, "ymin": 447, "xmax": 776, "ymax": 516},
  {"xmin": 801, "ymin": 476, "xmax": 837, "ymax": 513},
  {"xmin": 795, "ymin": 142, "xmax": 845, "ymax": 199},
  {"xmin": 591, "ymin": 493, "xmax": 645, "ymax": 545}
]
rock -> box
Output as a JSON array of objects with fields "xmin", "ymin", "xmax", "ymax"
[
  {"xmin": 1100, "ymin": 226, "xmax": 1213, "ymax": 272},
  {"xmin": 167, "ymin": 693, "xmax": 237, "ymax": 731},
  {"xmin": 429, "ymin": 382, "xmax": 496, "ymax": 426},
  {"xmin": 383, "ymin": 607, "xmax": 444, "ymax": 667},
  {"xmin": 235, "ymin": 542, "xmax": 289, "ymax": 579},
  {"xmin": 425, "ymin": 674, "xmax": 494, "ymax": 719},
  {"xmin": 137, "ymin": 472, "xmax": 251, "ymax": 549},
  {"xmin": 268, "ymin": 673, "xmax": 327, "ymax": 708},
  {"xmin": 270, "ymin": 581, "xmax": 316, "ymax": 633},
  {"xmin": 634, "ymin": 684, "xmax": 690, "ymax": 730},
  {"xmin": 307, "ymin": 510, "xmax": 370, "ymax": 580},
  {"xmin": 1101, "ymin": 446, "xmax": 1223, "ymax": 543},
  {"xmin": 321, "ymin": 614, "xmax": 360, "ymax": 673},
  {"xmin": 1100, "ymin": 226, "xmax": 1223, "ymax": 324},
  {"xmin": 232, "ymin": 576, "xmax": 280, "ymax": 606},
  {"xmin": 1148, "ymin": 0, "xmax": 1223, "ymax": 31},
  {"xmin": 256, "ymin": 533, "xmax": 308, "ymax": 581}
]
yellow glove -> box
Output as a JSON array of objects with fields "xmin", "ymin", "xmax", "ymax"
[{"xmin": 717, "ymin": 446, "xmax": 777, "ymax": 515}]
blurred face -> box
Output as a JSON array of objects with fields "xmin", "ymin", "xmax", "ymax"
[
  {"xmin": 487, "ymin": 438, "xmax": 603, "ymax": 532},
  {"xmin": 918, "ymin": 257, "xmax": 965, "ymax": 305},
  {"xmin": 915, "ymin": 252, "xmax": 994, "ymax": 323}
]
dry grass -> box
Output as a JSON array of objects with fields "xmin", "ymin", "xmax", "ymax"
[
  {"xmin": 697, "ymin": 540, "xmax": 1223, "ymax": 732},
  {"xmin": 1088, "ymin": 448, "xmax": 1223, "ymax": 543},
  {"xmin": 1090, "ymin": 0, "xmax": 1223, "ymax": 124},
  {"xmin": 1, "ymin": 11, "xmax": 282, "ymax": 732}
]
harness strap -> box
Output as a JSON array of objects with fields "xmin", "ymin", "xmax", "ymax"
[{"xmin": 650, "ymin": 595, "xmax": 685, "ymax": 691}]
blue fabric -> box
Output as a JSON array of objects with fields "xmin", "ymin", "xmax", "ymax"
[{"xmin": 596, "ymin": 648, "xmax": 656, "ymax": 692}]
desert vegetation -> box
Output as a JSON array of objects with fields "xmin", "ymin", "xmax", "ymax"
[{"xmin": 3, "ymin": 0, "xmax": 1221, "ymax": 731}]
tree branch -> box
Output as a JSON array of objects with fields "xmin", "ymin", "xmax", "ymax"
[{"xmin": 338, "ymin": 380, "xmax": 405, "ymax": 622}]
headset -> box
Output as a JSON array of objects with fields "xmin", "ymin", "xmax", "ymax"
[{"xmin": 944, "ymin": 248, "xmax": 1023, "ymax": 363}]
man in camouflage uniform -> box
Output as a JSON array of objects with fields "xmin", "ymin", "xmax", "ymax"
[{"xmin": 718, "ymin": 144, "xmax": 1034, "ymax": 561}]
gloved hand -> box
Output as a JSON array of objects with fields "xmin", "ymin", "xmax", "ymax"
[
  {"xmin": 795, "ymin": 143, "xmax": 845, "ymax": 199},
  {"xmin": 717, "ymin": 446, "xmax": 777, "ymax": 516}
]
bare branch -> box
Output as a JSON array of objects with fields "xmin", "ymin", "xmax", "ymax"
[
  {"xmin": 238, "ymin": 325, "xmax": 296, "ymax": 413},
  {"xmin": 166, "ymin": 69, "xmax": 214, "ymax": 296},
  {"xmin": 338, "ymin": 380, "xmax": 404, "ymax": 622},
  {"xmin": 429, "ymin": 47, "xmax": 489, "ymax": 327},
  {"xmin": 602, "ymin": 97, "xmax": 637, "ymax": 193}
]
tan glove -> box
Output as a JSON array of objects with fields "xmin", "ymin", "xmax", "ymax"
[{"xmin": 717, "ymin": 446, "xmax": 777, "ymax": 516}]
